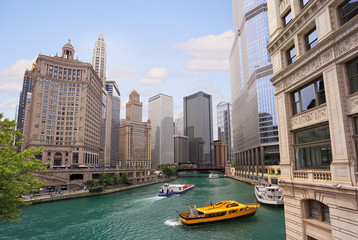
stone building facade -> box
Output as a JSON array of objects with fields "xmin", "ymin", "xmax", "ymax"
[
  {"xmin": 267, "ymin": 0, "xmax": 358, "ymax": 239},
  {"xmin": 25, "ymin": 40, "xmax": 102, "ymax": 167},
  {"xmin": 213, "ymin": 140, "xmax": 227, "ymax": 168},
  {"xmin": 119, "ymin": 90, "xmax": 151, "ymax": 168}
]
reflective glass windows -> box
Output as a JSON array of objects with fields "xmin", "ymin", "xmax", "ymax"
[
  {"xmin": 283, "ymin": 9, "xmax": 292, "ymax": 26},
  {"xmin": 292, "ymin": 77, "xmax": 326, "ymax": 114},
  {"xmin": 294, "ymin": 125, "xmax": 332, "ymax": 170},
  {"xmin": 348, "ymin": 57, "xmax": 358, "ymax": 93},
  {"xmin": 286, "ymin": 45, "xmax": 296, "ymax": 65},
  {"xmin": 307, "ymin": 200, "xmax": 330, "ymax": 223},
  {"xmin": 340, "ymin": 0, "xmax": 358, "ymax": 24},
  {"xmin": 305, "ymin": 27, "xmax": 318, "ymax": 50},
  {"xmin": 301, "ymin": 0, "xmax": 310, "ymax": 7}
]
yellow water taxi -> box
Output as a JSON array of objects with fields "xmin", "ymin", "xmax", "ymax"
[{"xmin": 178, "ymin": 200, "xmax": 260, "ymax": 225}]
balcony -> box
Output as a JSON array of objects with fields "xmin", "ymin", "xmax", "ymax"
[{"xmin": 294, "ymin": 170, "xmax": 332, "ymax": 182}]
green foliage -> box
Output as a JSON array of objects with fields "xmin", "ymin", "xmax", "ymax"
[
  {"xmin": 83, "ymin": 179, "xmax": 97, "ymax": 187},
  {"xmin": 99, "ymin": 173, "xmax": 114, "ymax": 186},
  {"xmin": 156, "ymin": 164, "xmax": 170, "ymax": 170},
  {"xmin": 0, "ymin": 113, "xmax": 48, "ymax": 223},
  {"xmin": 231, "ymin": 160, "xmax": 235, "ymax": 166},
  {"xmin": 88, "ymin": 186, "xmax": 104, "ymax": 193},
  {"xmin": 162, "ymin": 167, "xmax": 177, "ymax": 178},
  {"xmin": 119, "ymin": 173, "xmax": 131, "ymax": 185}
]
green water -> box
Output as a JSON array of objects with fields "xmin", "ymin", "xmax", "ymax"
[{"xmin": 0, "ymin": 174, "xmax": 285, "ymax": 240}]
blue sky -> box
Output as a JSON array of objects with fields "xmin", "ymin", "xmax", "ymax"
[{"xmin": 0, "ymin": 0, "xmax": 233, "ymax": 139}]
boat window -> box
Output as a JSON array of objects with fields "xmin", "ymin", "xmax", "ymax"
[
  {"xmin": 205, "ymin": 212, "xmax": 227, "ymax": 218},
  {"xmin": 228, "ymin": 210, "xmax": 238, "ymax": 214}
]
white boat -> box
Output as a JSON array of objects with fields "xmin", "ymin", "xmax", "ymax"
[
  {"xmin": 158, "ymin": 183, "xmax": 194, "ymax": 197},
  {"xmin": 254, "ymin": 184, "xmax": 284, "ymax": 206},
  {"xmin": 209, "ymin": 173, "xmax": 219, "ymax": 179}
]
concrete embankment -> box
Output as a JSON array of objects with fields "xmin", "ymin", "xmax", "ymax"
[
  {"xmin": 226, "ymin": 175, "xmax": 259, "ymax": 185},
  {"xmin": 26, "ymin": 177, "xmax": 175, "ymax": 205}
]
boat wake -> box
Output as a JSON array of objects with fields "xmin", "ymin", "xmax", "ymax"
[{"xmin": 164, "ymin": 220, "xmax": 181, "ymax": 226}]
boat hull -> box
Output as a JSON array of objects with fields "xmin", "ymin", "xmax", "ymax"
[
  {"xmin": 254, "ymin": 186, "xmax": 284, "ymax": 206},
  {"xmin": 179, "ymin": 203, "xmax": 260, "ymax": 225},
  {"xmin": 158, "ymin": 184, "xmax": 194, "ymax": 197}
]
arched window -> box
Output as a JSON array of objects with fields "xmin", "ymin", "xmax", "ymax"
[{"xmin": 305, "ymin": 199, "xmax": 330, "ymax": 223}]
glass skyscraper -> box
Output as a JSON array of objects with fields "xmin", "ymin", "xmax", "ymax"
[
  {"xmin": 230, "ymin": 0, "xmax": 279, "ymax": 178},
  {"xmin": 148, "ymin": 93, "xmax": 174, "ymax": 167},
  {"xmin": 183, "ymin": 91, "xmax": 213, "ymax": 167},
  {"xmin": 217, "ymin": 102, "xmax": 233, "ymax": 164}
]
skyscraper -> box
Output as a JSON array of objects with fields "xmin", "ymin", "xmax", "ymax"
[
  {"xmin": 119, "ymin": 90, "xmax": 151, "ymax": 168},
  {"xmin": 24, "ymin": 40, "xmax": 102, "ymax": 166},
  {"xmin": 174, "ymin": 112, "xmax": 184, "ymax": 136},
  {"xmin": 148, "ymin": 93, "xmax": 174, "ymax": 167},
  {"xmin": 92, "ymin": 34, "xmax": 111, "ymax": 166},
  {"xmin": 183, "ymin": 91, "xmax": 213, "ymax": 167},
  {"xmin": 16, "ymin": 69, "xmax": 34, "ymax": 136},
  {"xmin": 92, "ymin": 34, "xmax": 106, "ymax": 85},
  {"xmin": 105, "ymin": 81, "xmax": 121, "ymax": 167},
  {"xmin": 216, "ymin": 102, "xmax": 233, "ymax": 163},
  {"xmin": 230, "ymin": 0, "xmax": 279, "ymax": 179}
]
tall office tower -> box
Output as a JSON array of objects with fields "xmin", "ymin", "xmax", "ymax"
[
  {"xmin": 119, "ymin": 90, "xmax": 151, "ymax": 168},
  {"xmin": 16, "ymin": 69, "xmax": 34, "ymax": 136},
  {"xmin": 267, "ymin": 0, "xmax": 358, "ymax": 239},
  {"xmin": 213, "ymin": 140, "xmax": 227, "ymax": 167},
  {"xmin": 216, "ymin": 102, "xmax": 233, "ymax": 163},
  {"xmin": 21, "ymin": 93, "xmax": 32, "ymax": 152},
  {"xmin": 148, "ymin": 94, "xmax": 174, "ymax": 167},
  {"xmin": 92, "ymin": 34, "xmax": 111, "ymax": 167},
  {"xmin": 126, "ymin": 90, "xmax": 142, "ymax": 123},
  {"xmin": 183, "ymin": 91, "xmax": 213, "ymax": 167},
  {"xmin": 174, "ymin": 112, "xmax": 184, "ymax": 136},
  {"xmin": 174, "ymin": 135, "xmax": 189, "ymax": 164},
  {"xmin": 230, "ymin": 0, "xmax": 280, "ymax": 180},
  {"xmin": 24, "ymin": 40, "xmax": 102, "ymax": 167},
  {"xmin": 105, "ymin": 81, "xmax": 121, "ymax": 167},
  {"xmin": 92, "ymin": 34, "xmax": 106, "ymax": 85}
]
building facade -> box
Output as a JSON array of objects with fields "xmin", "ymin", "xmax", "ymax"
[
  {"xmin": 119, "ymin": 90, "xmax": 151, "ymax": 168},
  {"xmin": 24, "ymin": 40, "xmax": 102, "ymax": 167},
  {"xmin": 105, "ymin": 81, "xmax": 121, "ymax": 167},
  {"xmin": 217, "ymin": 102, "xmax": 233, "ymax": 164},
  {"xmin": 92, "ymin": 34, "xmax": 106, "ymax": 85},
  {"xmin": 213, "ymin": 140, "xmax": 228, "ymax": 168},
  {"xmin": 230, "ymin": 0, "xmax": 280, "ymax": 180},
  {"xmin": 183, "ymin": 91, "xmax": 213, "ymax": 167},
  {"xmin": 148, "ymin": 93, "xmax": 174, "ymax": 167},
  {"xmin": 174, "ymin": 112, "xmax": 184, "ymax": 136},
  {"xmin": 174, "ymin": 135, "xmax": 189, "ymax": 164},
  {"xmin": 17, "ymin": 69, "xmax": 34, "ymax": 137},
  {"xmin": 267, "ymin": 0, "xmax": 358, "ymax": 239}
]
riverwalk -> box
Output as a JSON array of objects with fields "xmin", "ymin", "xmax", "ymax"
[{"xmin": 25, "ymin": 177, "xmax": 174, "ymax": 204}]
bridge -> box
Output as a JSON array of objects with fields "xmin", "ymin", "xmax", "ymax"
[{"xmin": 176, "ymin": 166, "xmax": 225, "ymax": 173}]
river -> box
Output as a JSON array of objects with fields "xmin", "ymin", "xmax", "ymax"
[{"xmin": 0, "ymin": 174, "xmax": 286, "ymax": 240}]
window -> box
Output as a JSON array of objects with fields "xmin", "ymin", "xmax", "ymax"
[
  {"xmin": 286, "ymin": 45, "xmax": 296, "ymax": 65},
  {"xmin": 340, "ymin": 0, "xmax": 358, "ymax": 24},
  {"xmin": 301, "ymin": 0, "xmax": 310, "ymax": 7},
  {"xmin": 292, "ymin": 77, "xmax": 325, "ymax": 114},
  {"xmin": 306, "ymin": 200, "xmax": 330, "ymax": 223},
  {"xmin": 305, "ymin": 27, "xmax": 318, "ymax": 50},
  {"xmin": 348, "ymin": 57, "xmax": 358, "ymax": 93},
  {"xmin": 283, "ymin": 9, "xmax": 292, "ymax": 26},
  {"xmin": 294, "ymin": 125, "xmax": 332, "ymax": 170}
]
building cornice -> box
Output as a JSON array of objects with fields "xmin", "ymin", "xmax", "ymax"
[
  {"xmin": 271, "ymin": 16, "xmax": 358, "ymax": 94},
  {"xmin": 267, "ymin": 0, "xmax": 329, "ymax": 55}
]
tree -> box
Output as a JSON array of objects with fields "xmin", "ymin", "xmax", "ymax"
[
  {"xmin": 119, "ymin": 173, "xmax": 131, "ymax": 185},
  {"xmin": 83, "ymin": 179, "xmax": 98, "ymax": 188},
  {"xmin": 162, "ymin": 166, "xmax": 177, "ymax": 178},
  {"xmin": 99, "ymin": 173, "xmax": 114, "ymax": 186},
  {"xmin": 0, "ymin": 113, "xmax": 48, "ymax": 223}
]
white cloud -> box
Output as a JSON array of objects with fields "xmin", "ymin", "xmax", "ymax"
[
  {"xmin": 138, "ymin": 88, "xmax": 157, "ymax": 96},
  {"xmin": 0, "ymin": 97, "xmax": 18, "ymax": 110},
  {"xmin": 0, "ymin": 59, "xmax": 35, "ymax": 93},
  {"xmin": 173, "ymin": 30, "xmax": 234, "ymax": 71},
  {"xmin": 107, "ymin": 67, "xmax": 137, "ymax": 82},
  {"xmin": 139, "ymin": 67, "xmax": 168, "ymax": 85}
]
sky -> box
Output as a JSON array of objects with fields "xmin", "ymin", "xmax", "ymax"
[{"xmin": 0, "ymin": 0, "xmax": 234, "ymax": 139}]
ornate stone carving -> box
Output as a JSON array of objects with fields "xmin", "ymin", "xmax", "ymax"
[
  {"xmin": 291, "ymin": 106, "xmax": 328, "ymax": 130},
  {"xmin": 348, "ymin": 94, "xmax": 358, "ymax": 115}
]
